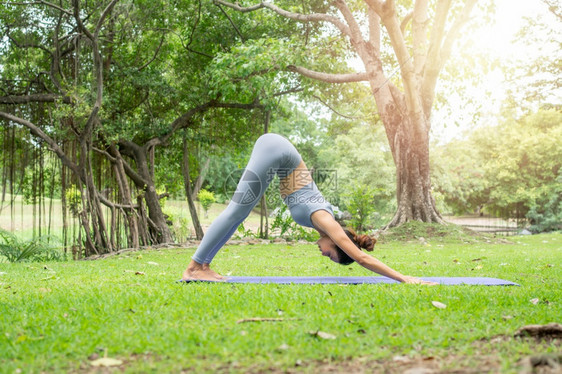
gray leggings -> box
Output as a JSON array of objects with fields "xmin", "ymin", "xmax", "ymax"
[{"xmin": 191, "ymin": 133, "xmax": 302, "ymax": 264}]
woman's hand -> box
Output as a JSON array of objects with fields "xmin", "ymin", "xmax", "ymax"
[{"xmin": 401, "ymin": 276, "xmax": 438, "ymax": 285}]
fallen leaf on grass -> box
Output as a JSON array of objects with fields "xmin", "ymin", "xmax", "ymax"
[
  {"xmin": 90, "ymin": 357, "xmax": 123, "ymax": 367},
  {"xmin": 393, "ymin": 355, "xmax": 410, "ymax": 363},
  {"xmin": 431, "ymin": 301, "xmax": 447, "ymax": 309},
  {"xmin": 403, "ymin": 366, "xmax": 435, "ymax": 374},
  {"xmin": 308, "ymin": 331, "xmax": 336, "ymax": 340},
  {"xmin": 135, "ymin": 272, "xmax": 145, "ymax": 276}
]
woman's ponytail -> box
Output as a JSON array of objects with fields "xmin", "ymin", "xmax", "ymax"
[
  {"xmin": 334, "ymin": 226, "xmax": 377, "ymax": 265},
  {"xmin": 345, "ymin": 228, "xmax": 376, "ymax": 252},
  {"xmin": 354, "ymin": 233, "xmax": 376, "ymax": 251}
]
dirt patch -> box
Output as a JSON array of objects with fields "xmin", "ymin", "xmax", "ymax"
[
  {"xmin": 515, "ymin": 323, "xmax": 562, "ymax": 340},
  {"xmin": 209, "ymin": 354, "xmax": 507, "ymax": 374}
]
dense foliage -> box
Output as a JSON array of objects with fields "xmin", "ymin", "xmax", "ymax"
[
  {"xmin": 0, "ymin": 0, "xmax": 560, "ymax": 254},
  {"xmin": 432, "ymin": 108, "xmax": 562, "ymax": 232}
]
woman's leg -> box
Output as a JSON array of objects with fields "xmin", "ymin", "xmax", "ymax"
[{"xmin": 184, "ymin": 134, "xmax": 301, "ymax": 280}]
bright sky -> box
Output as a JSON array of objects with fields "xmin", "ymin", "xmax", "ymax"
[{"xmin": 431, "ymin": 0, "xmax": 560, "ymax": 143}]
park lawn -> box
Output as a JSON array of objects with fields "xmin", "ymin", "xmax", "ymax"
[{"xmin": 0, "ymin": 231, "xmax": 560, "ymax": 373}]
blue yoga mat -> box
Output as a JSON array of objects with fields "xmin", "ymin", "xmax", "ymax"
[{"xmin": 179, "ymin": 276, "xmax": 519, "ymax": 286}]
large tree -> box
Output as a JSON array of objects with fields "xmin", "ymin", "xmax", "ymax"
[
  {"xmin": 0, "ymin": 0, "xmax": 261, "ymax": 253},
  {"xmin": 0, "ymin": 0, "xmax": 307, "ymax": 253},
  {"xmin": 214, "ymin": 0, "xmax": 478, "ymax": 226}
]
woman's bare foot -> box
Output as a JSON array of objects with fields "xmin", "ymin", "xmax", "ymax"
[
  {"xmin": 182, "ymin": 260, "xmax": 225, "ymax": 282},
  {"xmin": 202, "ymin": 264, "xmax": 225, "ymax": 280}
]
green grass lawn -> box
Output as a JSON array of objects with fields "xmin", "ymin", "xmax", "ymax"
[{"xmin": 0, "ymin": 230, "xmax": 560, "ymax": 373}]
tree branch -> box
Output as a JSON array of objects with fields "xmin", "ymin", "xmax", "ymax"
[
  {"xmin": 137, "ymin": 33, "xmax": 166, "ymax": 71},
  {"xmin": 421, "ymin": 0, "xmax": 477, "ymax": 116},
  {"xmin": 3, "ymin": 1, "xmax": 73, "ymax": 15},
  {"xmin": 400, "ymin": 11, "xmax": 413, "ymax": 34},
  {"xmin": 311, "ymin": 94, "xmax": 369, "ymax": 120},
  {"xmin": 287, "ymin": 65, "xmax": 369, "ymax": 83},
  {"xmin": 364, "ymin": 0, "xmax": 384, "ymax": 17},
  {"xmin": 412, "ymin": 0, "xmax": 429, "ymax": 77},
  {"xmin": 216, "ymin": 2, "xmax": 245, "ymax": 41},
  {"xmin": 0, "ymin": 111, "xmax": 80, "ymax": 175},
  {"xmin": 95, "ymin": 0, "xmax": 119, "ymax": 37},
  {"xmin": 110, "ymin": 141, "xmax": 148, "ymax": 188},
  {"xmin": 0, "ymin": 94, "xmax": 72, "ymax": 104},
  {"xmin": 424, "ymin": 0, "xmax": 451, "ymax": 78},
  {"xmin": 368, "ymin": 5, "xmax": 381, "ymax": 55},
  {"xmin": 151, "ymin": 102, "xmax": 214, "ymax": 147},
  {"xmin": 439, "ymin": 0, "xmax": 478, "ymax": 65},
  {"xmin": 5, "ymin": 32, "xmax": 53, "ymax": 55},
  {"xmin": 213, "ymin": 0, "xmax": 352, "ymax": 38},
  {"xmin": 378, "ymin": 0, "xmax": 421, "ymax": 117},
  {"xmin": 334, "ymin": 0, "xmax": 367, "ymax": 54},
  {"xmin": 72, "ymin": 0, "xmax": 94, "ymax": 41},
  {"xmin": 272, "ymin": 87, "xmax": 304, "ymax": 97}
]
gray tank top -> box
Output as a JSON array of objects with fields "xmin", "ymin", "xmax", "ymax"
[{"xmin": 283, "ymin": 182, "xmax": 334, "ymax": 228}]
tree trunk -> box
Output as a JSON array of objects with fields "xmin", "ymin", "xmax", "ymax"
[
  {"xmin": 259, "ymin": 195, "xmax": 268, "ymax": 239},
  {"xmin": 191, "ymin": 157, "xmax": 211, "ymax": 202},
  {"xmin": 138, "ymin": 159, "xmax": 173, "ymax": 244},
  {"xmin": 111, "ymin": 145, "xmax": 140, "ymax": 249},
  {"xmin": 116, "ymin": 139, "xmax": 173, "ymax": 244},
  {"xmin": 375, "ymin": 86, "xmax": 444, "ymax": 227},
  {"xmin": 182, "ymin": 138, "xmax": 204, "ymax": 240},
  {"xmin": 387, "ymin": 116, "xmax": 444, "ymax": 227},
  {"xmin": 78, "ymin": 138, "xmax": 112, "ymax": 254}
]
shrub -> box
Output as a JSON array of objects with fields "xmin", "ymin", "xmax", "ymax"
[
  {"xmin": 343, "ymin": 183, "xmax": 391, "ymax": 232},
  {"xmin": 65, "ymin": 185, "xmax": 82, "ymax": 216},
  {"xmin": 0, "ymin": 230, "xmax": 66, "ymax": 263},
  {"xmin": 527, "ymin": 174, "xmax": 562, "ymax": 233},
  {"xmin": 198, "ymin": 189, "xmax": 216, "ymax": 217},
  {"xmin": 235, "ymin": 221, "xmax": 256, "ymax": 239},
  {"xmin": 163, "ymin": 209, "xmax": 192, "ymax": 242}
]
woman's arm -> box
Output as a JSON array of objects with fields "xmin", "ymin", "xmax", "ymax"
[{"xmin": 312, "ymin": 211, "xmax": 436, "ymax": 284}]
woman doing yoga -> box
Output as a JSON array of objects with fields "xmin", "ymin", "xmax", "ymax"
[{"xmin": 182, "ymin": 133, "xmax": 435, "ymax": 285}]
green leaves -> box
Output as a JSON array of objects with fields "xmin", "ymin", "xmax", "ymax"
[
  {"xmin": 197, "ymin": 189, "xmax": 216, "ymax": 215},
  {"xmin": 0, "ymin": 230, "xmax": 65, "ymax": 263},
  {"xmin": 205, "ymin": 37, "xmax": 300, "ymax": 107},
  {"xmin": 432, "ymin": 108, "xmax": 562, "ymax": 225}
]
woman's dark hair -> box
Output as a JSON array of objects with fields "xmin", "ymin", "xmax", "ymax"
[{"xmin": 335, "ymin": 227, "xmax": 376, "ymax": 265}]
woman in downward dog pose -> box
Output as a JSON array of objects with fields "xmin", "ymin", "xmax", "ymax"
[{"xmin": 182, "ymin": 133, "xmax": 435, "ymax": 285}]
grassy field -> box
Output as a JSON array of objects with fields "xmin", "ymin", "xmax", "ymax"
[{"xmin": 0, "ymin": 228, "xmax": 560, "ymax": 373}]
